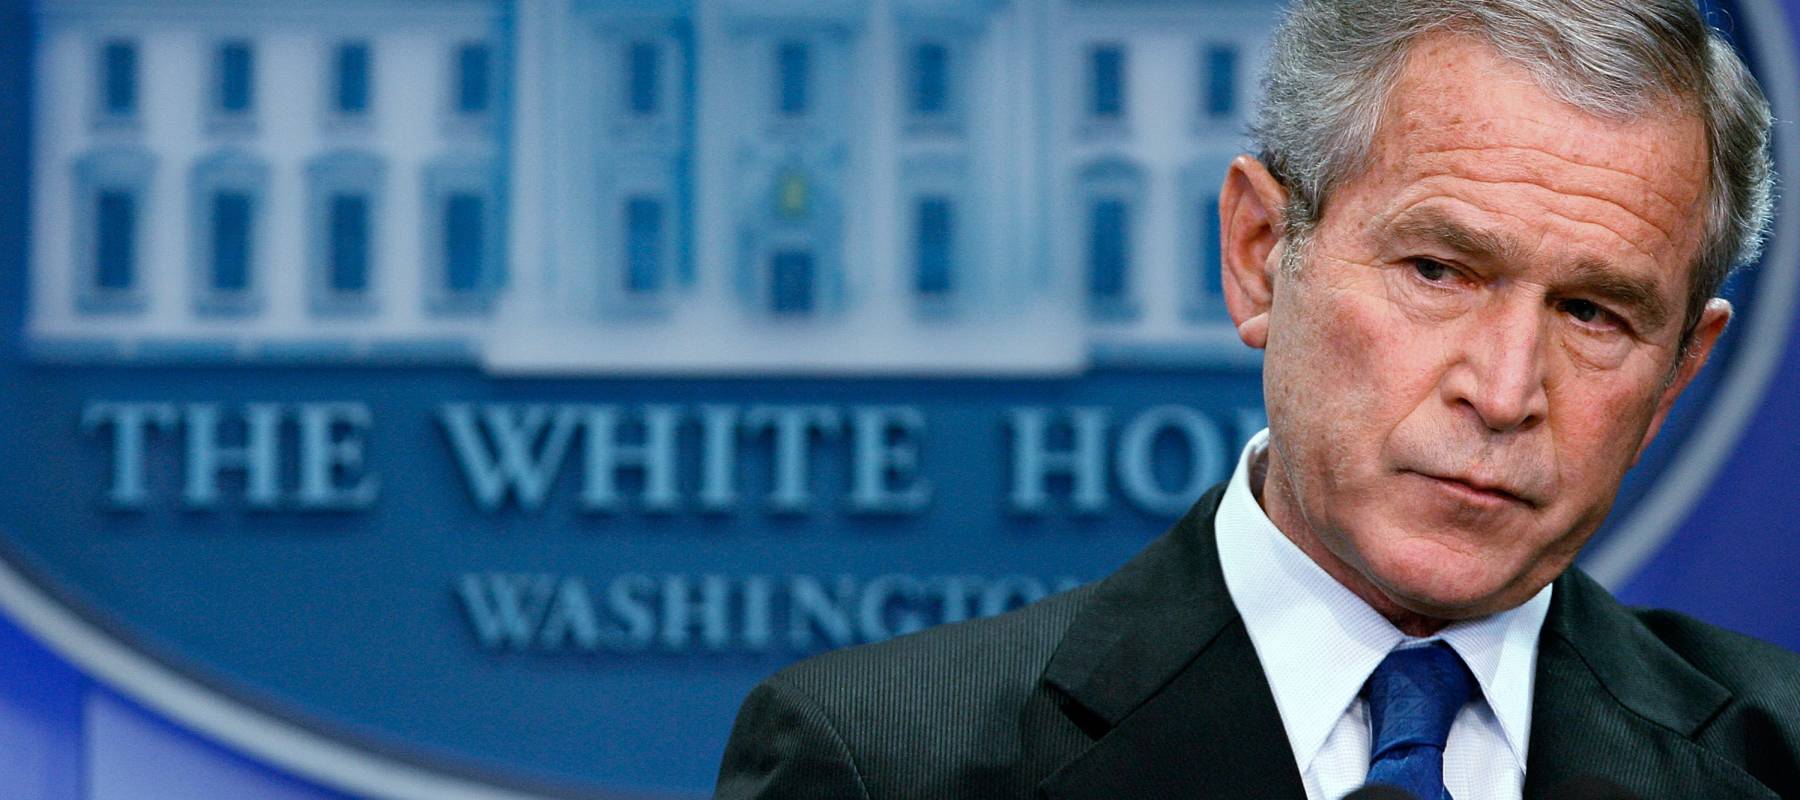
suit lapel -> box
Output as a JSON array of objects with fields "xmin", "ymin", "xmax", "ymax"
[
  {"xmin": 1027, "ymin": 490, "xmax": 1777, "ymax": 799},
  {"xmin": 1524, "ymin": 570, "xmax": 1773, "ymax": 800},
  {"xmin": 1035, "ymin": 485, "xmax": 1307, "ymax": 800}
]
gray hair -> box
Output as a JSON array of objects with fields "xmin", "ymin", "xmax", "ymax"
[{"xmin": 1250, "ymin": 0, "xmax": 1776, "ymax": 344}]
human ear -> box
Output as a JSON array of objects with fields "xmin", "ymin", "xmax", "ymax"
[
  {"xmin": 1219, "ymin": 155, "xmax": 1290, "ymax": 349},
  {"xmin": 1634, "ymin": 298, "xmax": 1732, "ymax": 464}
]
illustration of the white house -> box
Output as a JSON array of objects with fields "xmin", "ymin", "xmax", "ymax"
[{"xmin": 28, "ymin": 0, "xmax": 1277, "ymax": 374}]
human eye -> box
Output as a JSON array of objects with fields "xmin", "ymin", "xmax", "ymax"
[
  {"xmin": 1409, "ymin": 257, "xmax": 1459, "ymax": 285},
  {"xmin": 1389, "ymin": 256, "xmax": 1478, "ymax": 319},
  {"xmin": 1557, "ymin": 298, "xmax": 1628, "ymax": 334}
]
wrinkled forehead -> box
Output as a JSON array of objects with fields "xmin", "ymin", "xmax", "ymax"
[{"xmin": 1360, "ymin": 34, "xmax": 1713, "ymax": 269}]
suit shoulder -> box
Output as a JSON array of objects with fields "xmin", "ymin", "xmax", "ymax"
[
  {"xmin": 1630, "ymin": 607, "xmax": 1800, "ymax": 708},
  {"xmin": 723, "ymin": 585, "xmax": 1099, "ymax": 798},
  {"xmin": 753, "ymin": 583, "xmax": 1098, "ymax": 738},
  {"xmin": 771, "ymin": 582, "xmax": 1097, "ymax": 703}
]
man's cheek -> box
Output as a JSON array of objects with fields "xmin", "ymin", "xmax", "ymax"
[
  {"xmin": 1554, "ymin": 387, "xmax": 1660, "ymax": 475},
  {"xmin": 1315, "ymin": 292, "xmax": 1420, "ymax": 407}
]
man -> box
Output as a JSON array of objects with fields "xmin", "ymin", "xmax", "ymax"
[{"xmin": 714, "ymin": 1, "xmax": 1800, "ymax": 798}]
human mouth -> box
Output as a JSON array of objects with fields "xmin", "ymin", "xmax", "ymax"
[{"xmin": 1410, "ymin": 471, "xmax": 1538, "ymax": 509}]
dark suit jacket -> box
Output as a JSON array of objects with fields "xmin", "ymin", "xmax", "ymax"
[{"xmin": 714, "ymin": 485, "xmax": 1800, "ymax": 799}]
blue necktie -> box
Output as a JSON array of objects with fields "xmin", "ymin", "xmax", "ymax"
[{"xmin": 1361, "ymin": 642, "xmax": 1477, "ymax": 800}]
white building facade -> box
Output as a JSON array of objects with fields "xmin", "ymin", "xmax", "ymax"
[
  {"xmin": 28, "ymin": 0, "xmax": 1278, "ymax": 374},
  {"xmin": 30, "ymin": 0, "xmax": 508, "ymax": 363}
]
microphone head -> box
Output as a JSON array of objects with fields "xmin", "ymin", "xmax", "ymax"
[
  {"xmin": 1553, "ymin": 775, "xmax": 1644, "ymax": 799},
  {"xmin": 1342, "ymin": 786, "xmax": 1421, "ymax": 800}
]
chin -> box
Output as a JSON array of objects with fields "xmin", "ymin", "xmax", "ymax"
[
  {"xmin": 1383, "ymin": 580, "xmax": 1509, "ymax": 621},
  {"xmin": 1360, "ymin": 538, "xmax": 1520, "ymax": 619}
]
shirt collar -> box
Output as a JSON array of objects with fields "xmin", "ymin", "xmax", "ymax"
[{"xmin": 1214, "ymin": 429, "xmax": 1551, "ymax": 773}]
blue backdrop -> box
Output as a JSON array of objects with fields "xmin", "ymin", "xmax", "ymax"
[{"xmin": 0, "ymin": 1, "xmax": 1794, "ymax": 798}]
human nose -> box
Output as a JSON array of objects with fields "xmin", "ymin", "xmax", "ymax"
[{"xmin": 1440, "ymin": 304, "xmax": 1550, "ymax": 433}]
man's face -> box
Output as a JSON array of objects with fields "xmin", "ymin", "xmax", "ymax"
[{"xmin": 1247, "ymin": 34, "xmax": 1727, "ymax": 622}]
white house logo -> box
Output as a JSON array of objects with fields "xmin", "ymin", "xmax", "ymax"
[
  {"xmin": 0, "ymin": 0, "xmax": 1793, "ymax": 798},
  {"xmin": 26, "ymin": 0, "xmax": 1265, "ymax": 375}
]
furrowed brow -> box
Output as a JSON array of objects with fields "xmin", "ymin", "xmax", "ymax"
[
  {"xmin": 1564, "ymin": 259, "xmax": 1673, "ymax": 333},
  {"xmin": 1389, "ymin": 208, "xmax": 1674, "ymax": 333},
  {"xmin": 1389, "ymin": 208, "xmax": 1526, "ymax": 263}
]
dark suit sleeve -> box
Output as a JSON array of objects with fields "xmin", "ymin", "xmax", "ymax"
[{"xmin": 713, "ymin": 676, "xmax": 872, "ymax": 800}]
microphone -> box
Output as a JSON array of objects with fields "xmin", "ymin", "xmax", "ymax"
[{"xmin": 1342, "ymin": 786, "xmax": 1419, "ymax": 800}]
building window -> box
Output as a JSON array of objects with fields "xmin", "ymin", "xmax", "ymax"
[
  {"xmin": 209, "ymin": 191, "xmax": 253, "ymax": 293},
  {"xmin": 625, "ymin": 196, "xmax": 664, "ymax": 294},
  {"xmin": 308, "ymin": 152, "xmax": 384, "ymax": 314},
  {"xmin": 334, "ymin": 42, "xmax": 372, "ymax": 116},
  {"xmin": 1076, "ymin": 158, "xmax": 1144, "ymax": 317},
  {"xmin": 911, "ymin": 42, "xmax": 949, "ymax": 117},
  {"xmin": 75, "ymin": 149, "xmax": 154, "ymax": 312},
  {"xmin": 1089, "ymin": 45, "xmax": 1126, "ymax": 120},
  {"xmin": 328, "ymin": 193, "xmax": 370, "ymax": 294},
  {"xmin": 914, "ymin": 196, "xmax": 954, "ymax": 297},
  {"xmin": 771, "ymin": 249, "xmax": 815, "ymax": 315},
  {"xmin": 99, "ymin": 40, "xmax": 137, "ymax": 120},
  {"xmin": 216, "ymin": 41, "xmax": 255, "ymax": 115},
  {"xmin": 1199, "ymin": 194, "xmax": 1222, "ymax": 299},
  {"xmin": 627, "ymin": 41, "xmax": 660, "ymax": 117},
  {"xmin": 96, "ymin": 190, "xmax": 137, "ymax": 292},
  {"xmin": 1089, "ymin": 198, "xmax": 1130, "ymax": 304},
  {"xmin": 776, "ymin": 40, "xmax": 810, "ymax": 116},
  {"xmin": 455, "ymin": 42, "xmax": 492, "ymax": 115},
  {"xmin": 423, "ymin": 158, "xmax": 503, "ymax": 313},
  {"xmin": 1203, "ymin": 45, "xmax": 1237, "ymax": 119},
  {"xmin": 191, "ymin": 152, "xmax": 268, "ymax": 315},
  {"xmin": 443, "ymin": 193, "xmax": 485, "ymax": 293}
]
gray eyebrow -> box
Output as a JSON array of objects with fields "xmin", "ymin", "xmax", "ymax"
[
  {"xmin": 1564, "ymin": 258, "xmax": 1672, "ymax": 333},
  {"xmin": 1388, "ymin": 208, "xmax": 1673, "ymax": 333},
  {"xmin": 1389, "ymin": 208, "xmax": 1529, "ymax": 263}
]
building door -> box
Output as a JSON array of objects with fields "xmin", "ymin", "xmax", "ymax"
[{"xmin": 770, "ymin": 249, "xmax": 814, "ymax": 315}]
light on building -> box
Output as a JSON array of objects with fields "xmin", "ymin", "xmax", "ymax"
[{"xmin": 777, "ymin": 170, "xmax": 809, "ymax": 219}]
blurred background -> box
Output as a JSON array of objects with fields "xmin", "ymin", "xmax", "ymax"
[{"xmin": 0, "ymin": 0, "xmax": 1794, "ymax": 797}]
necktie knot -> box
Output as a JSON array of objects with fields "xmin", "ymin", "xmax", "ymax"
[{"xmin": 1361, "ymin": 641, "xmax": 1477, "ymax": 800}]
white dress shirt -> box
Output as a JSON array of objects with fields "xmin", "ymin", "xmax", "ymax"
[{"xmin": 1214, "ymin": 429, "xmax": 1552, "ymax": 800}]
